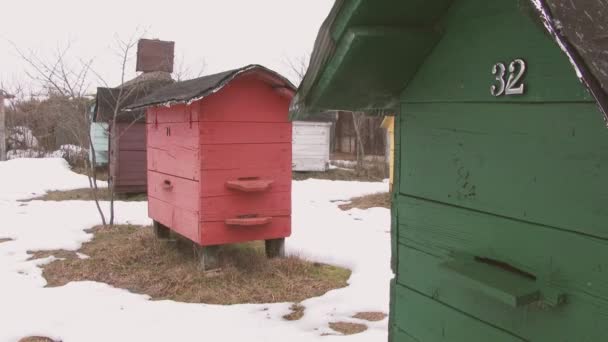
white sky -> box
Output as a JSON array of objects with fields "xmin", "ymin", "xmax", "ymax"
[{"xmin": 0, "ymin": 0, "xmax": 333, "ymax": 94}]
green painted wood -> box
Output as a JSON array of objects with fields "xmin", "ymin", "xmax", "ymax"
[
  {"xmin": 311, "ymin": 27, "xmax": 440, "ymax": 112},
  {"xmin": 401, "ymin": 0, "xmax": 592, "ymax": 103},
  {"xmin": 399, "ymin": 102, "xmax": 608, "ymax": 239},
  {"xmin": 441, "ymin": 258, "xmax": 541, "ymax": 308},
  {"xmin": 330, "ymin": 0, "xmax": 453, "ymax": 41},
  {"xmin": 395, "ymin": 195, "xmax": 608, "ymax": 341},
  {"xmin": 393, "ymin": 283, "xmax": 526, "ymax": 342}
]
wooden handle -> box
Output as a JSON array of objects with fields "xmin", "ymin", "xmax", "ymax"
[
  {"xmin": 225, "ymin": 216, "xmax": 272, "ymax": 227},
  {"xmin": 441, "ymin": 257, "xmax": 566, "ymax": 308},
  {"xmin": 225, "ymin": 178, "xmax": 274, "ymax": 192},
  {"xmin": 162, "ymin": 180, "xmax": 173, "ymax": 190}
]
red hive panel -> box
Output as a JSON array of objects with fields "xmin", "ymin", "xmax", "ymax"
[{"xmin": 146, "ymin": 71, "xmax": 292, "ymax": 247}]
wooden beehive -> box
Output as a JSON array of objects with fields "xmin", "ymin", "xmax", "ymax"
[
  {"xmin": 129, "ymin": 65, "xmax": 295, "ymax": 265},
  {"xmin": 292, "ymin": 0, "xmax": 608, "ymax": 340}
]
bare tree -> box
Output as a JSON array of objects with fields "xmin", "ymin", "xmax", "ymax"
[
  {"xmin": 283, "ymin": 53, "xmax": 310, "ymax": 86},
  {"xmin": 172, "ymin": 54, "xmax": 206, "ymax": 82},
  {"xmin": 14, "ymin": 42, "xmax": 107, "ymax": 226}
]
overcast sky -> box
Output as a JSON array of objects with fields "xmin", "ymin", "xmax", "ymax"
[{"xmin": 1, "ymin": 0, "xmax": 333, "ymax": 94}]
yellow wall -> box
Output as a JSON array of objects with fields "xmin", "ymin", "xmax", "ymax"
[{"xmin": 381, "ymin": 116, "xmax": 395, "ymax": 189}]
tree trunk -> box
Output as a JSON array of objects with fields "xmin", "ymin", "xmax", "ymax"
[
  {"xmin": 0, "ymin": 95, "xmax": 6, "ymax": 161},
  {"xmin": 351, "ymin": 112, "xmax": 366, "ymax": 172}
]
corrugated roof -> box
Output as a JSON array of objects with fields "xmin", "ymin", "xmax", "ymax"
[{"xmin": 126, "ymin": 64, "xmax": 295, "ymax": 110}]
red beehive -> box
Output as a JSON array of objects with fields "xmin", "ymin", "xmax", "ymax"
[{"xmin": 128, "ymin": 65, "xmax": 295, "ymax": 267}]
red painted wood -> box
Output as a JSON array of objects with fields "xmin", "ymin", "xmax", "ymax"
[
  {"xmin": 147, "ymin": 147, "xmax": 199, "ymax": 181},
  {"xmin": 200, "ymin": 122, "xmax": 291, "ymax": 144},
  {"xmin": 114, "ymin": 123, "xmax": 146, "ymax": 150},
  {"xmin": 225, "ymin": 216, "xmax": 272, "ymax": 226},
  {"xmin": 146, "ymin": 69, "xmax": 292, "ymax": 246},
  {"xmin": 148, "ymin": 171, "xmax": 199, "ymax": 213},
  {"xmin": 201, "ymin": 143, "xmax": 291, "ymax": 170},
  {"xmin": 148, "ymin": 196, "xmax": 199, "ymax": 242},
  {"xmin": 199, "ymin": 73, "xmax": 292, "ymax": 122},
  {"xmin": 200, "ymin": 217, "xmax": 291, "ymax": 246},
  {"xmin": 146, "ymin": 103, "xmax": 201, "ymax": 124},
  {"xmin": 200, "ymin": 191, "xmax": 291, "ymax": 222},
  {"xmin": 147, "ymin": 122, "xmax": 199, "ymax": 150},
  {"xmin": 225, "ymin": 179, "xmax": 274, "ymax": 192},
  {"xmin": 201, "ymin": 167, "xmax": 290, "ymax": 197}
]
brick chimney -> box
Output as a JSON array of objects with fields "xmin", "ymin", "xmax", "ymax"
[{"xmin": 136, "ymin": 39, "xmax": 175, "ymax": 73}]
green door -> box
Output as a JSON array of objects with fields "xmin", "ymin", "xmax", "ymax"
[{"xmin": 392, "ymin": 0, "xmax": 608, "ymax": 340}]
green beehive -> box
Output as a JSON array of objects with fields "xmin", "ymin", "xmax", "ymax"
[{"xmin": 292, "ymin": 0, "xmax": 608, "ymax": 340}]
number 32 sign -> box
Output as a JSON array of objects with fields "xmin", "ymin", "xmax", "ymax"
[{"xmin": 491, "ymin": 59, "xmax": 526, "ymax": 96}]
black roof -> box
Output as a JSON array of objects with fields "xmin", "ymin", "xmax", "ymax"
[
  {"xmin": 93, "ymin": 72, "xmax": 173, "ymax": 123},
  {"xmin": 127, "ymin": 64, "xmax": 295, "ymax": 110}
]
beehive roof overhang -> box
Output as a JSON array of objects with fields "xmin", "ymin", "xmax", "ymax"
[
  {"xmin": 291, "ymin": 0, "xmax": 608, "ymax": 121},
  {"xmin": 93, "ymin": 72, "xmax": 174, "ymax": 123},
  {"xmin": 126, "ymin": 65, "xmax": 296, "ymax": 111}
]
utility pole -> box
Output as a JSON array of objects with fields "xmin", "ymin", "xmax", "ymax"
[{"xmin": 0, "ymin": 90, "xmax": 14, "ymax": 161}]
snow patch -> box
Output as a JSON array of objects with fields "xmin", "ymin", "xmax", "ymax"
[{"xmin": 0, "ymin": 158, "xmax": 390, "ymax": 341}]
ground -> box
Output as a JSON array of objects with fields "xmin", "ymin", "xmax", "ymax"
[{"xmin": 0, "ymin": 158, "xmax": 391, "ymax": 342}]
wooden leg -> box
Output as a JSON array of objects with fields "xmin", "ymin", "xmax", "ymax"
[
  {"xmin": 153, "ymin": 221, "xmax": 170, "ymax": 239},
  {"xmin": 265, "ymin": 238, "xmax": 286, "ymax": 258},
  {"xmin": 195, "ymin": 245, "xmax": 220, "ymax": 271}
]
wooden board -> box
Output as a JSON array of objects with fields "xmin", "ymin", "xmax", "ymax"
[
  {"xmin": 200, "ymin": 191, "xmax": 290, "ymax": 222},
  {"xmin": 201, "ymin": 143, "xmax": 291, "ymax": 171},
  {"xmin": 395, "ymin": 195, "xmax": 608, "ymax": 341},
  {"xmin": 147, "ymin": 103, "xmax": 201, "ymax": 124},
  {"xmin": 392, "ymin": 283, "xmax": 526, "ymax": 341},
  {"xmin": 148, "ymin": 196, "xmax": 199, "ymax": 243},
  {"xmin": 198, "ymin": 73, "xmax": 292, "ymax": 123},
  {"xmin": 200, "ymin": 122, "xmax": 291, "ymax": 145},
  {"xmin": 400, "ymin": 0, "xmax": 592, "ymax": 103},
  {"xmin": 148, "ymin": 171, "xmax": 199, "ymax": 213},
  {"xmin": 400, "ymin": 102, "xmax": 608, "ymax": 239},
  {"xmin": 200, "ymin": 216, "xmax": 290, "ymax": 246},
  {"xmin": 201, "ymin": 167, "xmax": 291, "ymax": 197}
]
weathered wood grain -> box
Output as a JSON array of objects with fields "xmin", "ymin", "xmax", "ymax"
[{"xmin": 400, "ymin": 102, "xmax": 608, "ymax": 239}]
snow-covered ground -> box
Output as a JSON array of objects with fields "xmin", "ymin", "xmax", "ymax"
[{"xmin": 0, "ymin": 158, "xmax": 391, "ymax": 342}]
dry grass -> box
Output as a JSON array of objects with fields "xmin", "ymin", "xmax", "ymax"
[
  {"xmin": 338, "ymin": 192, "xmax": 391, "ymax": 210},
  {"xmin": 27, "ymin": 188, "xmax": 146, "ymax": 202},
  {"xmin": 72, "ymin": 166, "xmax": 109, "ymax": 182},
  {"xmin": 328, "ymin": 322, "xmax": 368, "ymax": 335},
  {"xmin": 283, "ymin": 303, "xmax": 306, "ymax": 321},
  {"xmin": 353, "ymin": 312, "xmax": 387, "ymax": 322},
  {"xmin": 293, "ymin": 168, "xmax": 384, "ymax": 182},
  {"xmin": 33, "ymin": 225, "xmax": 351, "ymax": 305}
]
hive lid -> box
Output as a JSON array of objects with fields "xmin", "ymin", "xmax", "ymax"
[{"xmin": 126, "ymin": 64, "xmax": 296, "ymax": 111}]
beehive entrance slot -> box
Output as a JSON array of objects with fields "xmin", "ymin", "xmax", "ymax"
[{"xmin": 474, "ymin": 256, "xmax": 537, "ymax": 281}]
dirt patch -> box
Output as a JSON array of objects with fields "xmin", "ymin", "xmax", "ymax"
[
  {"xmin": 0, "ymin": 238, "xmax": 13, "ymax": 244},
  {"xmin": 338, "ymin": 192, "xmax": 391, "ymax": 210},
  {"xmin": 353, "ymin": 311, "xmax": 387, "ymax": 322},
  {"xmin": 18, "ymin": 337, "xmax": 58, "ymax": 342},
  {"xmin": 328, "ymin": 322, "xmax": 368, "ymax": 335},
  {"xmin": 293, "ymin": 168, "xmax": 384, "ymax": 182},
  {"xmin": 36, "ymin": 225, "xmax": 351, "ymax": 305},
  {"xmin": 283, "ymin": 303, "xmax": 306, "ymax": 321},
  {"xmin": 27, "ymin": 188, "xmax": 146, "ymax": 202}
]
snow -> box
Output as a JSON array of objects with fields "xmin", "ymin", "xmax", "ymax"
[
  {"xmin": 0, "ymin": 158, "xmax": 107, "ymax": 202},
  {"xmin": 0, "ymin": 158, "xmax": 391, "ymax": 342}
]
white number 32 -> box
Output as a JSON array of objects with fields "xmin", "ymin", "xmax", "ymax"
[{"xmin": 491, "ymin": 59, "xmax": 526, "ymax": 96}]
